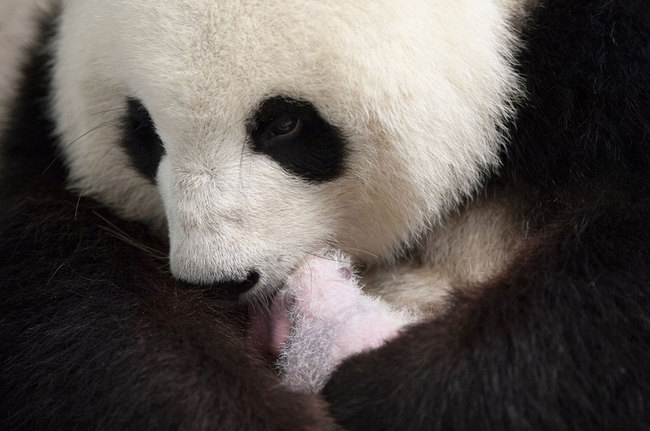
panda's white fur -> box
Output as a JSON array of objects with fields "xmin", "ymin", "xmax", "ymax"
[
  {"xmin": 4, "ymin": 0, "xmax": 650, "ymax": 427},
  {"xmin": 362, "ymin": 193, "xmax": 528, "ymax": 313},
  {"xmin": 51, "ymin": 0, "xmax": 522, "ymax": 297}
]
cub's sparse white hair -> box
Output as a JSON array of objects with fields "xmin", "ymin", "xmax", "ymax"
[{"xmin": 52, "ymin": 0, "xmax": 522, "ymax": 297}]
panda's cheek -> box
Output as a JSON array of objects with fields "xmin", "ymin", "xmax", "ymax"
[{"xmin": 156, "ymin": 156, "xmax": 210, "ymax": 245}]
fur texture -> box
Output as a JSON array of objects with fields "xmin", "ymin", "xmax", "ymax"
[
  {"xmin": 252, "ymin": 251, "xmax": 416, "ymax": 393},
  {"xmin": 1, "ymin": 0, "xmax": 649, "ymax": 429},
  {"xmin": 323, "ymin": 1, "xmax": 650, "ymax": 429},
  {"xmin": 51, "ymin": 0, "xmax": 521, "ymax": 292},
  {"xmin": 0, "ymin": 9, "xmax": 337, "ymax": 430}
]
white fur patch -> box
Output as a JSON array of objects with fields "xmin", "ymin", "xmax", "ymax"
[
  {"xmin": 362, "ymin": 193, "xmax": 528, "ymax": 314},
  {"xmin": 51, "ymin": 0, "xmax": 524, "ymax": 295}
]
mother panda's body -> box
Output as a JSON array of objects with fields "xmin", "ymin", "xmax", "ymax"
[
  {"xmin": 327, "ymin": 3, "xmax": 650, "ymax": 428},
  {"xmin": 1, "ymin": 0, "xmax": 649, "ymax": 429}
]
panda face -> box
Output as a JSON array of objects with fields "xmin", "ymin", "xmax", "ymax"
[{"xmin": 52, "ymin": 0, "xmax": 520, "ymax": 297}]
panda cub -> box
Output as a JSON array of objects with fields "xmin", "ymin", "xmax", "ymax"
[
  {"xmin": 250, "ymin": 251, "xmax": 419, "ymax": 392},
  {"xmin": 2, "ymin": 0, "xmax": 650, "ymax": 429}
]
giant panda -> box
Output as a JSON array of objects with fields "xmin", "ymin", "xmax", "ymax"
[
  {"xmin": 0, "ymin": 2, "xmax": 338, "ymax": 429},
  {"xmin": 1, "ymin": 0, "xmax": 649, "ymax": 429}
]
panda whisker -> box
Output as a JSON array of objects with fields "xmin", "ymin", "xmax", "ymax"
[
  {"xmin": 73, "ymin": 192, "xmax": 83, "ymax": 220},
  {"xmin": 247, "ymin": 289, "xmax": 274, "ymax": 321},
  {"xmin": 46, "ymin": 262, "xmax": 68, "ymax": 286},
  {"xmin": 303, "ymin": 250, "xmax": 339, "ymax": 263},
  {"xmin": 60, "ymin": 117, "xmax": 123, "ymax": 150},
  {"xmin": 230, "ymin": 116, "xmax": 256, "ymax": 200},
  {"xmin": 90, "ymin": 143, "xmax": 118, "ymax": 173},
  {"xmin": 87, "ymin": 109, "xmax": 163, "ymax": 174},
  {"xmin": 41, "ymin": 117, "xmax": 124, "ymax": 175},
  {"xmin": 91, "ymin": 211, "xmax": 167, "ymax": 261},
  {"xmin": 89, "ymin": 107, "xmax": 127, "ymax": 116},
  {"xmin": 338, "ymin": 247, "xmax": 379, "ymax": 260},
  {"xmin": 100, "ymin": 227, "xmax": 168, "ymax": 261},
  {"xmin": 238, "ymin": 130, "xmax": 250, "ymax": 194},
  {"xmin": 102, "ymin": 228, "xmax": 169, "ymax": 262}
]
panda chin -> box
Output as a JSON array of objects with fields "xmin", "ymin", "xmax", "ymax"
[
  {"xmin": 239, "ymin": 266, "xmax": 301, "ymax": 304},
  {"xmin": 166, "ymin": 245, "xmax": 305, "ymax": 302},
  {"xmin": 199, "ymin": 270, "xmax": 262, "ymax": 299}
]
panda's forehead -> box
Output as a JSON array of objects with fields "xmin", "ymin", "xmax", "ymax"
[{"xmin": 108, "ymin": 0, "xmax": 429, "ymax": 132}]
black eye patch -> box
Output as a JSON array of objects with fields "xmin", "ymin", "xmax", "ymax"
[
  {"xmin": 247, "ymin": 96, "xmax": 346, "ymax": 183},
  {"xmin": 121, "ymin": 98, "xmax": 165, "ymax": 181}
]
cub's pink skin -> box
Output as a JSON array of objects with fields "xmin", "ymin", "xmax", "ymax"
[
  {"xmin": 249, "ymin": 292, "xmax": 292, "ymax": 357},
  {"xmin": 251, "ymin": 251, "xmax": 417, "ymax": 393}
]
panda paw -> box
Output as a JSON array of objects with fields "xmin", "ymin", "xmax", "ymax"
[{"xmin": 254, "ymin": 250, "xmax": 417, "ymax": 393}]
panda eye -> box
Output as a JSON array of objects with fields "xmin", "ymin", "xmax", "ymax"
[
  {"xmin": 266, "ymin": 114, "xmax": 301, "ymax": 140},
  {"xmin": 247, "ymin": 96, "xmax": 346, "ymax": 183}
]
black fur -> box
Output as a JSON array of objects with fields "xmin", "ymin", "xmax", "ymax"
[
  {"xmin": 2, "ymin": 0, "xmax": 650, "ymax": 429},
  {"xmin": 121, "ymin": 98, "xmax": 165, "ymax": 181},
  {"xmin": 0, "ymin": 12, "xmax": 337, "ymax": 431},
  {"xmin": 322, "ymin": 1, "xmax": 650, "ymax": 429},
  {"xmin": 247, "ymin": 96, "xmax": 346, "ymax": 183}
]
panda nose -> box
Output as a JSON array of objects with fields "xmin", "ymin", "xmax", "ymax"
[{"xmin": 213, "ymin": 270, "xmax": 260, "ymax": 297}]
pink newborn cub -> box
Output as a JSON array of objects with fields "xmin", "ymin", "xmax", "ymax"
[{"xmin": 251, "ymin": 251, "xmax": 417, "ymax": 393}]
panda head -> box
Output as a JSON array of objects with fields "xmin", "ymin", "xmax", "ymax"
[{"xmin": 52, "ymin": 0, "xmax": 520, "ymax": 298}]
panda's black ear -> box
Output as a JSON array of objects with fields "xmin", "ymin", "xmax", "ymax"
[
  {"xmin": 247, "ymin": 96, "xmax": 347, "ymax": 183},
  {"xmin": 122, "ymin": 98, "xmax": 165, "ymax": 181}
]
